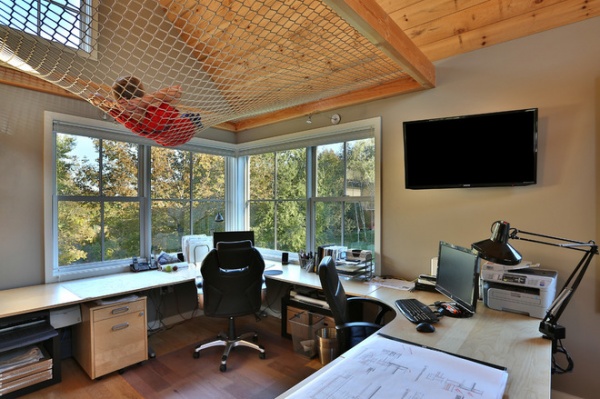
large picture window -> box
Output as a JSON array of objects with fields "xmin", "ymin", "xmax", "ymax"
[
  {"xmin": 242, "ymin": 118, "xmax": 380, "ymax": 268},
  {"xmin": 50, "ymin": 122, "xmax": 227, "ymax": 279}
]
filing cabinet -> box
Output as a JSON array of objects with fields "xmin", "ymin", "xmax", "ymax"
[{"xmin": 73, "ymin": 297, "xmax": 147, "ymax": 379}]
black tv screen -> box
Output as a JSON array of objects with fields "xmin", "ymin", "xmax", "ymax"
[{"xmin": 403, "ymin": 108, "xmax": 538, "ymax": 189}]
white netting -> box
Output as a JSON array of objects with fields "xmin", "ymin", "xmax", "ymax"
[{"xmin": 1, "ymin": 0, "xmax": 410, "ymax": 145}]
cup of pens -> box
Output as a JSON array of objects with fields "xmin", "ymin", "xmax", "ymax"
[{"xmin": 298, "ymin": 252, "xmax": 314, "ymax": 272}]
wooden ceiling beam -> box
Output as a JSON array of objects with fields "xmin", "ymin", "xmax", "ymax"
[
  {"xmin": 228, "ymin": 76, "xmax": 423, "ymax": 131},
  {"xmin": 324, "ymin": 0, "xmax": 435, "ymax": 88}
]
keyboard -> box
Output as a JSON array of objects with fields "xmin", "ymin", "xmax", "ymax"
[{"xmin": 395, "ymin": 298, "xmax": 439, "ymax": 324}]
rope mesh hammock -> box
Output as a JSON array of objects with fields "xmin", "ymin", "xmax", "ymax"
[{"xmin": 1, "ymin": 0, "xmax": 419, "ymax": 146}]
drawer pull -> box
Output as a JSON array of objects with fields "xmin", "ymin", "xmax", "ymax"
[
  {"xmin": 112, "ymin": 322, "xmax": 130, "ymax": 331},
  {"xmin": 111, "ymin": 306, "xmax": 130, "ymax": 315}
]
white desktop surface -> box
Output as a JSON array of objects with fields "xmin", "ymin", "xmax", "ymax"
[
  {"xmin": 0, "ymin": 268, "xmax": 198, "ymax": 319},
  {"xmin": 269, "ymin": 268, "xmax": 552, "ymax": 399},
  {"xmin": 60, "ymin": 268, "xmax": 198, "ymax": 299},
  {"xmin": 265, "ymin": 264, "xmax": 380, "ymax": 297}
]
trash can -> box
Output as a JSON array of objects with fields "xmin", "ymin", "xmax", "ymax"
[
  {"xmin": 289, "ymin": 311, "xmax": 325, "ymax": 358},
  {"xmin": 316, "ymin": 327, "xmax": 339, "ymax": 365}
]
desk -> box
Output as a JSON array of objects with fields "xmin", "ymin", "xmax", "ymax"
[
  {"xmin": 0, "ymin": 268, "xmax": 199, "ymax": 319},
  {"xmin": 266, "ymin": 265, "xmax": 552, "ymax": 399}
]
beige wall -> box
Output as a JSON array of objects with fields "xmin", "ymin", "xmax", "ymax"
[{"xmin": 1, "ymin": 16, "xmax": 599, "ymax": 398}]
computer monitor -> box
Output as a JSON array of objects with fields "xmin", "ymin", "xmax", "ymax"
[
  {"xmin": 435, "ymin": 241, "xmax": 480, "ymax": 316},
  {"xmin": 213, "ymin": 231, "xmax": 255, "ymax": 248}
]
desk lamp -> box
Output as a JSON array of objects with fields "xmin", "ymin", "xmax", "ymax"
[{"xmin": 472, "ymin": 220, "xmax": 598, "ymax": 374}]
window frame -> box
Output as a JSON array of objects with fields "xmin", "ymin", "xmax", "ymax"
[
  {"xmin": 43, "ymin": 112, "xmax": 236, "ymax": 283},
  {"xmin": 44, "ymin": 113, "xmax": 381, "ymax": 282},
  {"xmin": 1, "ymin": 0, "xmax": 98, "ymax": 58},
  {"xmin": 237, "ymin": 117, "xmax": 382, "ymax": 274}
]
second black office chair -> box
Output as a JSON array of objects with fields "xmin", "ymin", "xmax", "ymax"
[
  {"xmin": 318, "ymin": 256, "xmax": 394, "ymax": 353},
  {"xmin": 193, "ymin": 240, "xmax": 266, "ymax": 371}
]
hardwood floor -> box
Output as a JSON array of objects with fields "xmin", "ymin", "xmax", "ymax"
[{"xmin": 21, "ymin": 313, "xmax": 323, "ymax": 399}]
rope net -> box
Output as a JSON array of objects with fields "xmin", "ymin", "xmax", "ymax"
[{"xmin": 1, "ymin": 0, "xmax": 408, "ymax": 145}]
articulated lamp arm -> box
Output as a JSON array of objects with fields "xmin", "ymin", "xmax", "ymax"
[{"xmin": 473, "ymin": 220, "xmax": 598, "ymax": 374}]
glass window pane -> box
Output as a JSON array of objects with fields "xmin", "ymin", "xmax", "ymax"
[
  {"xmin": 347, "ymin": 138, "xmax": 375, "ymax": 197},
  {"xmin": 315, "ymin": 201, "xmax": 343, "ymax": 247},
  {"xmin": 276, "ymin": 200, "xmax": 306, "ymax": 252},
  {"xmin": 56, "ymin": 134, "xmax": 99, "ymax": 196},
  {"xmin": 102, "ymin": 140, "xmax": 138, "ymax": 197},
  {"xmin": 250, "ymin": 201, "xmax": 274, "ymax": 248},
  {"xmin": 192, "ymin": 153, "xmax": 225, "ymax": 200},
  {"xmin": 192, "ymin": 202, "xmax": 224, "ymax": 235},
  {"xmin": 250, "ymin": 153, "xmax": 274, "ymax": 200},
  {"xmin": 104, "ymin": 201, "xmax": 140, "ymax": 260},
  {"xmin": 344, "ymin": 201, "xmax": 375, "ymax": 251},
  {"xmin": 152, "ymin": 200, "xmax": 188, "ymax": 253},
  {"xmin": 317, "ymin": 143, "xmax": 344, "ymax": 197},
  {"xmin": 58, "ymin": 201, "xmax": 100, "ymax": 265},
  {"xmin": 151, "ymin": 147, "xmax": 190, "ymax": 199},
  {"xmin": 276, "ymin": 149, "xmax": 306, "ymax": 200}
]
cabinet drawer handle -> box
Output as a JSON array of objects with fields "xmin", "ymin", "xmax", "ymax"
[
  {"xmin": 111, "ymin": 306, "xmax": 130, "ymax": 315},
  {"xmin": 112, "ymin": 322, "xmax": 129, "ymax": 331}
]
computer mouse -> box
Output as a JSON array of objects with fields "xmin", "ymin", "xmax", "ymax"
[{"xmin": 416, "ymin": 322, "xmax": 435, "ymax": 333}]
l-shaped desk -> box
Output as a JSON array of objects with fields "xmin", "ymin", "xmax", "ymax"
[
  {"xmin": 266, "ymin": 264, "xmax": 552, "ymax": 398},
  {"xmin": 0, "ymin": 263, "xmax": 551, "ymax": 398}
]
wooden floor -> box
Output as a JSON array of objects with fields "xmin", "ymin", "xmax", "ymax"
[{"xmin": 21, "ymin": 313, "xmax": 323, "ymax": 399}]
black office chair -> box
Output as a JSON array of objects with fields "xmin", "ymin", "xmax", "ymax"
[
  {"xmin": 193, "ymin": 240, "xmax": 266, "ymax": 371},
  {"xmin": 318, "ymin": 255, "xmax": 394, "ymax": 352}
]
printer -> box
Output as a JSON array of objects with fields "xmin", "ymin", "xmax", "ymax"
[{"xmin": 481, "ymin": 265, "xmax": 558, "ymax": 319}]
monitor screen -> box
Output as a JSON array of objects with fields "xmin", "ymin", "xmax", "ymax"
[
  {"xmin": 213, "ymin": 231, "xmax": 255, "ymax": 248},
  {"xmin": 403, "ymin": 108, "xmax": 538, "ymax": 189},
  {"xmin": 435, "ymin": 241, "xmax": 480, "ymax": 315}
]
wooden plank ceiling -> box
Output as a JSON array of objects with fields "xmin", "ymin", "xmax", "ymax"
[{"xmin": 1, "ymin": 0, "xmax": 598, "ymax": 133}]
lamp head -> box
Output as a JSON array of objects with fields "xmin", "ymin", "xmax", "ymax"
[{"xmin": 472, "ymin": 220, "xmax": 522, "ymax": 265}]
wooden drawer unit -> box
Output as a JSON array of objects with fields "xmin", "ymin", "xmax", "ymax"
[{"xmin": 74, "ymin": 297, "xmax": 147, "ymax": 379}]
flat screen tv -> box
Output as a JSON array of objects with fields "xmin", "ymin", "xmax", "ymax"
[
  {"xmin": 435, "ymin": 241, "xmax": 480, "ymax": 316},
  {"xmin": 403, "ymin": 108, "xmax": 538, "ymax": 189}
]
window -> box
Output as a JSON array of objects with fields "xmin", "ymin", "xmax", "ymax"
[
  {"xmin": 0, "ymin": 0, "xmax": 95, "ymax": 53},
  {"xmin": 48, "ymin": 114, "xmax": 228, "ymax": 281},
  {"xmin": 242, "ymin": 118, "xmax": 381, "ymax": 269},
  {"xmin": 55, "ymin": 133, "xmax": 141, "ymax": 267},
  {"xmin": 315, "ymin": 138, "xmax": 376, "ymax": 252},
  {"xmin": 151, "ymin": 147, "xmax": 225, "ymax": 254},
  {"xmin": 45, "ymin": 114, "xmax": 380, "ymax": 280},
  {"xmin": 249, "ymin": 149, "xmax": 307, "ymax": 251}
]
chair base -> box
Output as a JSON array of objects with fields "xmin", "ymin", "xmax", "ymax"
[{"xmin": 193, "ymin": 316, "xmax": 266, "ymax": 372}]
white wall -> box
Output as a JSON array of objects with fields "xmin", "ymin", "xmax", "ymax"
[
  {"xmin": 239, "ymin": 18, "xmax": 600, "ymax": 398},
  {"xmin": 1, "ymin": 16, "xmax": 599, "ymax": 398}
]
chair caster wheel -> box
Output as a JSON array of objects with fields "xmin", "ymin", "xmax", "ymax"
[
  {"xmin": 259, "ymin": 352, "xmax": 266, "ymax": 359},
  {"xmin": 193, "ymin": 352, "xmax": 200, "ymax": 359},
  {"xmin": 220, "ymin": 364, "xmax": 226, "ymax": 372}
]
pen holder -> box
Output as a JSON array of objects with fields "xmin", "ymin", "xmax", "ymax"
[{"xmin": 298, "ymin": 255, "xmax": 314, "ymax": 272}]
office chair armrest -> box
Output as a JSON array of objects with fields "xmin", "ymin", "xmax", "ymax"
[{"xmin": 346, "ymin": 297, "xmax": 395, "ymax": 325}]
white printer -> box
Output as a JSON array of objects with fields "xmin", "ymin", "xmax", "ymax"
[{"xmin": 481, "ymin": 264, "xmax": 558, "ymax": 319}]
